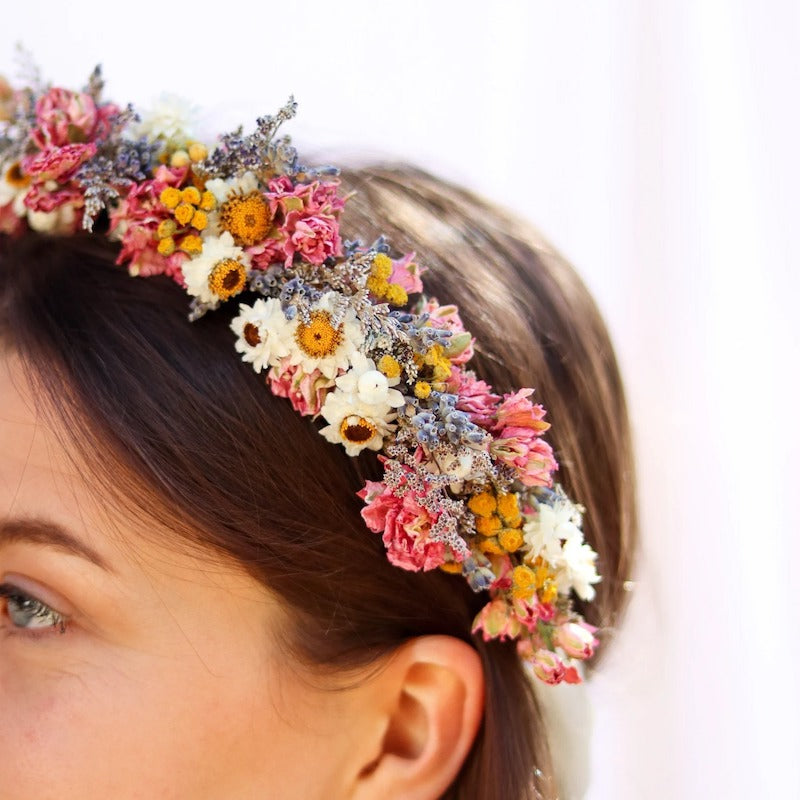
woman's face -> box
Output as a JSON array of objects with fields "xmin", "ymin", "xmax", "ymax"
[{"xmin": 0, "ymin": 352, "xmax": 363, "ymax": 799}]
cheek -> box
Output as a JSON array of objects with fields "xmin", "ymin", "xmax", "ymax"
[
  {"xmin": 0, "ymin": 639, "xmax": 340, "ymax": 800},
  {"xmin": 0, "ymin": 644, "xmax": 249, "ymax": 800}
]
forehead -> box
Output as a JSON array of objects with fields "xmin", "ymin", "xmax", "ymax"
[{"xmin": 0, "ymin": 352, "xmax": 196, "ymax": 576}]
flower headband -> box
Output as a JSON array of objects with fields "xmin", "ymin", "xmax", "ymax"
[{"xmin": 0, "ymin": 65, "xmax": 601, "ymax": 686}]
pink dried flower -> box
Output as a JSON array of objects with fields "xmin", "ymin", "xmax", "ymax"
[
  {"xmin": 472, "ymin": 598, "xmax": 523, "ymax": 641},
  {"xmin": 358, "ymin": 478, "xmax": 446, "ymax": 572},
  {"xmin": 390, "ymin": 252, "xmax": 425, "ymax": 295},
  {"xmin": 23, "ymin": 142, "xmax": 97, "ymax": 182},
  {"xmin": 31, "ymin": 87, "xmax": 117, "ymax": 149},
  {"xmin": 109, "ymin": 165, "xmax": 188, "ymax": 281},
  {"xmin": 267, "ymin": 177, "xmax": 345, "ymax": 217},
  {"xmin": 452, "ymin": 366, "xmax": 500, "ymax": 428},
  {"xmin": 530, "ymin": 648, "xmax": 568, "ymax": 685},
  {"xmin": 267, "ymin": 359, "xmax": 334, "ymax": 417},
  {"xmin": 23, "ymin": 182, "xmax": 83, "ymax": 214},
  {"xmin": 491, "ymin": 426, "xmax": 557, "ymax": 487},
  {"xmin": 247, "ymin": 233, "xmax": 287, "ymax": 270},
  {"xmin": 283, "ymin": 212, "xmax": 341, "ymax": 266},
  {"xmin": 555, "ymin": 622, "xmax": 598, "ymax": 660},
  {"xmin": 493, "ymin": 388, "xmax": 550, "ymax": 433}
]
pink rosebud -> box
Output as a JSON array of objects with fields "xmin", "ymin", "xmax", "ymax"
[
  {"xmin": 472, "ymin": 598, "xmax": 523, "ymax": 641},
  {"xmin": 267, "ymin": 359, "xmax": 334, "ymax": 417},
  {"xmin": 555, "ymin": 622, "xmax": 599, "ymax": 659},
  {"xmin": 452, "ymin": 366, "xmax": 500, "ymax": 428},
  {"xmin": 531, "ymin": 648, "xmax": 567, "ymax": 685},
  {"xmin": 31, "ymin": 87, "xmax": 100, "ymax": 148},
  {"xmin": 490, "ymin": 427, "xmax": 558, "ymax": 487},
  {"xmin": 23, "ymin": 142, "xmax": 97, "ymax": 182},
  {"xmin": 357, "ymin": 475, "xmax": 446, "ymax": 572},
  {"xmin": 283, "ymin": 213, "xmax": 341, "ymax": 266}
]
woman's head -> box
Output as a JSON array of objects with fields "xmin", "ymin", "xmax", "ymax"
[{"xmin": 0, "ymin": 165, "xmax": 636, "ymax": 799}]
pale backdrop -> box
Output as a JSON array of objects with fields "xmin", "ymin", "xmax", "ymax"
[{"xmin": 1, "ymin": 2, "xmax": 797, "ymax": 797}]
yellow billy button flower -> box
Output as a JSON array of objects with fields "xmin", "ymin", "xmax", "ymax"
[
  {"xmin": 170, "ymin": 150, "xmax": 191, "ymax": 168},
  {"xmin": 181, "ymin": 186, "xmax": 201, "ymax": 205},
  {"xmin": 424, "ymin": 345, "xmax": 451, "ymax": 381},
  {"xmin": 468, "ymin": 491, "xmax": 497, "ymax": 518},
  {"xmin": 439, "ymin": 561, "xmax": 463, "ymax": 575},
  {"xmin": 159, "ymin": 187, "xmax": 182, "ymax": 209},
  {"xmin": 366, "ymin": 274, "xmax": 389, "ymax": 297},
  {"xmin": 475, "ymin": 514, "xmax": 501, "ymax": 537},
  {"xmin": 540, "ymin": 581, "xmax": 558, "ymax": 605},
  {"xmin": 179, "ymin": 234, "xmax": 203, "ymax": 256},
  {"xmin": 498, "ymin": 528, "xmax": 524, "ymax": 553},
  {"xmin": 187, "ymin": 142, "xmax": 208, "ymax": 162},
  {"xmin": 371, "ymin": 252, "xmax": 393, "ymax": 280},
  {"xmin": 377, "ymin": 354, "xmax": 402, "ymax": 379},
  {"xmin": 157, "ymin": 219, "xmax": 177, "ymax": 239},
  {"xmin": 384, "ymin": 283, "xmax": 408, "ymax": 307},
  {"xmin": 174, "ymin": 202, "xmax": 195, "ymax": 226},
  {"xmin": 157, "ymin": 236, "xmax": 176, "ymax": 256},
  {"xmin": 191, "ymin": 209, "xmax": 208, "ymax": 231},
  {"xmin": 512, "ymin": 565, "xmax": 537, "ymax": 601},
  {"xmin": 414, "ymin": 381, "xmax": 432, "ymax": 400},
  {"xmin": 496, "ymin": 491, "xmax": 520, "ymax": 521},
  {"xmin": 478, "ymin": 537, "xmax": 505, "ymax": 556},
  {"xmin": 199, "ymin": 190, "xmax": 216, "ymax": 211}
]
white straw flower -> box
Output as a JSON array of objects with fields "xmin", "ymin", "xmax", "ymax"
[
  {"xmin": 181, "ymin": 231, "xmax": 251, "ymax": 305},
  {"xmin": 318, "ymin": 354, "xmax": 403, "ymax": 456},
  {"xmin": 523, "ymin": 499, "xmax": 583, "ymax": 565},
  {"xmin": 279, "ymin": 292, "xmax": 364, "ymax": 379},
  {"xmin": 230, "ymin": 298, "xmax": 292, "ymax": 373}
]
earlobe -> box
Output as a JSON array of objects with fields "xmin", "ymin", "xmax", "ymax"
[{"xmin": 351, "ymin": 636, "xmax": 484, "ymax": 800}]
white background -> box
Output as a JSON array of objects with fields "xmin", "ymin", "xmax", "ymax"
[{"xmin": 1, "ymin": 2, "xmax": 798, "ymax": 797}]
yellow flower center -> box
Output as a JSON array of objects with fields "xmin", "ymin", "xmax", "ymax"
[
  {"xmin": 295, "ymin": 311, "xmax": 343, "ymax": 358},
  {"xmin": 220, "ymin": 191, "xmax": 272, "ymax": 247},
  {"xmin": 5, "ymin": 162, "xmax": 29, "ymax": 189},
  {"xmin": 340, "ymin": 416, "xmax": 377, "ymax": 445},
  {"xmin": 208, "ymin": 258, "xmax": 247, "ymax": 300}
]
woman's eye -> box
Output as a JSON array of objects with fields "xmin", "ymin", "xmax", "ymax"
[{"xmin": 0, "ymin": 584, "xmax": 67, "ymax": 633}]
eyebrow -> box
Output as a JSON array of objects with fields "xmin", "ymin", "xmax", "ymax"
[{"xmin": 0, "ymin": 517, "xmax": 113, "ymax": 573}]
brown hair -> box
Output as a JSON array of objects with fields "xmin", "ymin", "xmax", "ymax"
[{"xmin": 0, "ymin": 164, "xmax": 636, "ymax": 799}]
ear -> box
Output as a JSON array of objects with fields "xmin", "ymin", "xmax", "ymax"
[{"xmin": 349, "ymin": 635, "xmax": 484, "ymax": 800}]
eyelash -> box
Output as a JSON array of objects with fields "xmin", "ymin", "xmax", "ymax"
[{"xmin": 0, "ymin": 583, "xmax": 68, "ymax": 635}]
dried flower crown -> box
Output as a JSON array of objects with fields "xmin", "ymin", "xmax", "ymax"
[{"xmin": 0, "ymin": 64, "xmax": 601, "ymax": 686}]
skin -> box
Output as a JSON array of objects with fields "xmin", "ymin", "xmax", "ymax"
[{"xmin": 0, "ymin": 352, "xmax": 483, "ymax": 800}]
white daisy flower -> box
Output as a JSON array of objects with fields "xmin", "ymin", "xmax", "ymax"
[
  {"xmin": 554, "ymin": 538, "xmax": 601, "ymax": 602},
  {"xmin": 205, "ymin": 172, "xmax": 260, "ymax": 205},
  {"xmin": 230, "ymin": 298, "xmax": 293, "ymax": 373},
  {"xmin": 181, "ymin": 231, "xmax": 251, "ymax": 305},
  {"xmin": 318, "ymin": 355, "xmax": 403, "ymax": 456},
  {"xmin": 134, "ymin": 93, "xmax": 200, "ymax": 147},
  {"xmin": 523, "ymin": 497, "xmax": 583, "ymax": 565},
  {"xmin": 279, "ymin": 292, "xmax": 364, "ymax": 380}
]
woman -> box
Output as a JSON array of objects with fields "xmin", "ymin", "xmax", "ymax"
[{"xmin": 0, "ymin": 71, "xmax": 636, "ymax": 799}]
